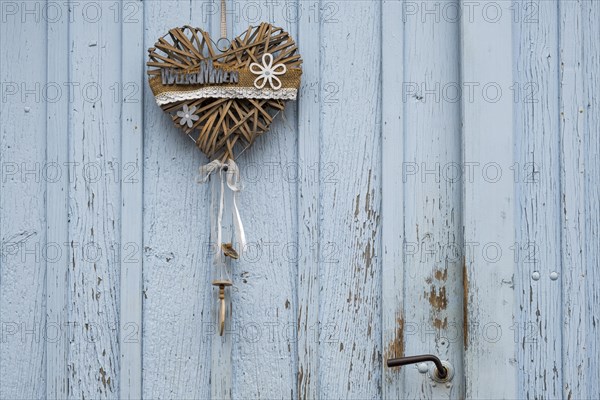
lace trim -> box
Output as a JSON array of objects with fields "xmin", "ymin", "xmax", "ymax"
[{"xmin": 155, "ymin": 87, "xmax": 298, "ymax": 105}]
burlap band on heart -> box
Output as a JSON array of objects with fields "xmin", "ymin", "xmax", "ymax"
[{"xmin": 148, "ymin": 68, "xmax": 302, "ymax": 105}]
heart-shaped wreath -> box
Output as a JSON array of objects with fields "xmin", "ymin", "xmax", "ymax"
[{"xmin": 147, "ymin": 23, "xmax": 302, "ymax": 161}]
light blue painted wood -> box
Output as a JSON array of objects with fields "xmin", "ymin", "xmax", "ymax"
[
  {"xmin": 226, "ymin": 0, "xmax": 299, "ymax": 395},
  {"xmin": 318, "ymin": 1, "xmax": 382, "ymax": 398},
  {"xmin": 381, "ymin": 0, "xmax": 405, "ymax": 397},
  {"xmin": 402, "ymin": 0, "xmax": 464, "ymax": 398},
  {"xmin": 209, "ymin": 3, "xmax": 232, "ymax": 399},
  {"xmin": 67, "ymin": 2, "xmax": 123, "ymax": 397},
  {"xmin": 0, "ymin": 3, "xmax": 47, "ymax": 398},
  {"xmin": 120, "ymin": 0, "xmax": 144, "ymax": 397},
  {"xmin": 141, "ymin": 1, "xmax": 212, "ymax": 398},
  {"xmin": 581, "ymin": 1, "xmax": 600, "ymax": 394},
  {"xmin": 297, "ymin": 0, "xmax": 321, "ymax": 397},
  {"xmin": 1, "ymin": 0, "xmax": 600, "ymax": 398},
  {"xmin": 514, "ymin": 1, "xmax": 563, "ymax": 397},
  {"xmin": 559, "ymin": 4, "xmax": 587, "ymax": 396},
  {"xmin": 461, "ymin": 1, "xmax": 518, "ymax": 398},
  {"xmin": 559, "ymin": 1, "xmax": 600, "ymax": 397},
  {"xmin": 46, "ymin": 1, "xmax": 70, "ymax": 397}
]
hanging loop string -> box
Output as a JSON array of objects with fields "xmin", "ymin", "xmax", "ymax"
[
  {"xmin": 220, "ymin": 0, "xmax": 227, "ymax": 39},
  {"xmin": 199, "ymin": 159, "xmax": 246, "ymax": 264}
]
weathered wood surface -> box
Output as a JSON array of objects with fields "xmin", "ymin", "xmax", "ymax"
[
  {"xmin": 225, "ymin": 0, "xmax": 298, "ymax": 398},
  {"xmin": 402, "ymin": 1, "xmax": 464, "ymax": 398},
  {"xmin": 142, "ymin": 1, "xmax": 212, "ymax": 398},
  {"xmin": 461, "ymin": 1, "xmax": 517, "ymax": 398},
  {"xmin": 514, "ymin": 1, "xmax": 562, "ymax": 398},
  {"xmin": 0, "ymin": 5, "xmax": 48, "ymax": 399},
  {"xmin": 319, "ymin": 1, "xmax": 382, "ymax": 398},
  {"xmin": 381, "ymin": 1, "xmax": 405, "ymax": 398},
  {"xmin": 67, "ymin": 3, "xmax": 123, "ymax": 397},
  {"xmin": 559, "ymin": 1, "xmax": 600, "ymax": 398},
  {"xmin": 120, "ymin": 0, "xmax": 144, "ymax": 397},
  {"xmin": 297, "ymin": 0, "xmax": 321, "ymax": 398},
  {"xmin": 0, "ymin": 0, "xmax": 599, "ymax": 398},
  {"xmin": 46, "ymin": 3, "xmax": 70, "ymax": 398}
]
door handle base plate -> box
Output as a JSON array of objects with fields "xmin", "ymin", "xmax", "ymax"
[{"xmin": 429, "ymin": 360, "xmax": 454, "ymax": 383}]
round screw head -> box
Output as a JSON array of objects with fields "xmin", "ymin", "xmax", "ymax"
[
  {"xmin": 531, "ymin": 271, "xmax": 540, "ymax": 281},
  {"xmin": 549, "ymin": 271, "xmax": 559, "ymax": 280}
]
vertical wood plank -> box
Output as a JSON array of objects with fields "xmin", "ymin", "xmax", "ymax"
[
  {"xmin": 0, "ymin": 4, "xmax": 48, "ymax": 398},
  {"xmin": 513, "ymin": 1, "xmax": 563, "ymax": 398},
  {"xmin": 559, "ymin": 1, "xmax": 600, "ymax": 397},
  {"xmin": 319, "ymin": 1, "xmax": 382, "ymax": 398},
  {"xmin": 226, "ymin": 2, "xmax": 299, "ymax": 398},
  {"xmin": 381, "ymin": 0, "xmax": 405, "ymax": 398},
  {"xmin": 581, "ymin": 0, "xmax": 600, "ymax": 394},
  {"xmin": 142, "ymin": 1, "xmax": 212, "ymax": 398},
  {"xmin": 461, "ymin": 1, "xmax": 517, "ymax": 398},
  {"xmin": 402, "ymin": 0, "xmax": 464, "ymax": 398},
  {"xmin": 120, "ymin": 0, "xmax": 144, "ymax": 398},
  {"xmin": 46, "ymin": 0, "xmax": 70, "ymax": 397},
  {"xmin": 209, "ymin": 174, "xmax": 233, "ymax": 400},
  {"xmin": 297, "ymin": 0, "xmax": 321, "ymax": 398},
  {"xmin": 209, "ymin": 4, "xmax": 232, "ymax": 398},
  {"xmin": 67, "ymin": 1, "xmax": 122, "ymax": 397}
]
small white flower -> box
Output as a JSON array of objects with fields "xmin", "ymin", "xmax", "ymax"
[
  {"xmin": 249, "ymin": 53, "xmax": 287, "ymax": 90},
  {"xmin": 177, "ymin": 104, "xmax": 199, "ymax": 128}
]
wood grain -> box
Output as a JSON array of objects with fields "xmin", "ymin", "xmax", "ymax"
[
  {"xmin": 209, "ymin": 3, "xmax": 232, "ymax": 399},
  {"xmin": 226, "ymin": 1, "xmax": 298, "ymax": 398},
  {"xmin": 559, "ymin": 1, "xmax": 600, "ymax": 398},
  {"xmin": 581, "ymin": 1, "xmax": 600, "ymax": 394},
  {"xmin": 402, "ymin": 0, "xmax": 464, "ymax": 398},
  {"xmin": 120, "ymin": 0, "xmax": 144, "ymax": 397},
  {"xmin": 514, "ymin": 1, "xmax": 563, "ymax": 398},
  {"xmin": 46, "ymin": 2, "xmax": 70, "ymax": 398},
  {"xmin": 297, "ymin": 0, "xmax": 321, "ymax": 397},
  {"xmin": 67, "ymin": 3, "xmax": 122, "ymax": 397},
  {"xmin": 0, "ymin": 6, "xmax": 47, "ymax": 399},
  {"xmin": 142, "ymin": 1, "xmax": 212, "ymax": 398},
  {"xmin": 318, "ymin": 1, "xmax": 382, "ymax": 398},
  {"xmin": 461, "ymin": 1, "xmax": 518, "ymax": 398},
  {"xmin": 381, "ymin": 0, "xmax": 405, "ymax": 397},
  {"xmin": 0, "ymin": 0, "xmax": 599, "ymax": 397}
]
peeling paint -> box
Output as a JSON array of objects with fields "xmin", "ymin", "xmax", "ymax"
[{"xmin": 427, "ymin": 285, "xmax": 448, "ymax": 310}]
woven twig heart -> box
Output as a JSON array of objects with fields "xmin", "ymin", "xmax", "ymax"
[{"xmin": 147, "ymin": 23, "xmax": 302, "ymax": 161}]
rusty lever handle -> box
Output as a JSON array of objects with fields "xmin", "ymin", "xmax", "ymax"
[{"xmin": 386, "ymin": 354, "xmax": 448, "ymax": 379}]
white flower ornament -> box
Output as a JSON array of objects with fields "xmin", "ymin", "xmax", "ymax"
[
  {"xmin": 177, "ymin": 104, "xmax": 199, "ymax": 128},
  {"xmin": 249, "ymin": 53, "xmax": 287, "ymax": 90}
]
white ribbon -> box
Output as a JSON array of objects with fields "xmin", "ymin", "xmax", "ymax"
[
  {"xmin": 223, "ymin": 160, "xmax": 247, "ymax": 250},
  {"xmin": 199, "ymin": 159, "xmax": 246, "ymax": 264}
]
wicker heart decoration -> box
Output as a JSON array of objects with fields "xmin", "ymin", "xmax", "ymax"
[{"xmin": 147, "ymin": 23, "xmax": 302, "ymax": 161}]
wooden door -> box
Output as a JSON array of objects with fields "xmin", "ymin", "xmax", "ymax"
[{"xmin": 1, "ymin": 1, "xmax": 599, "ymax": 399}]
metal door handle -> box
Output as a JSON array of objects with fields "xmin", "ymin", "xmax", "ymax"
[{"xmin": 387, "ymin": 354, "xmax": 448, "ymax": 380}]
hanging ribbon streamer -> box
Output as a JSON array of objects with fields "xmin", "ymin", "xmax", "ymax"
[{"xmin": 199, "ymin": 159, "xmax": 246, "ymax": 265}]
